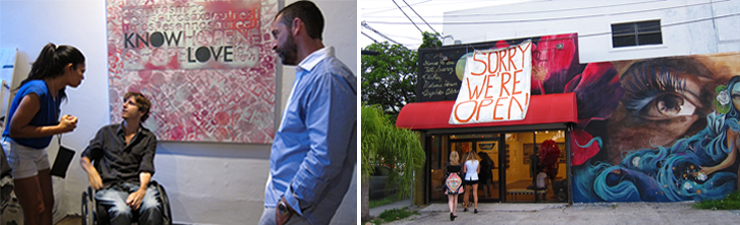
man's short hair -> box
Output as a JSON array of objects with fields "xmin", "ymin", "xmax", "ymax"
[
  {"xmin": 124, "ymin": 92, "xmax": 152, "ymax": 122},
  {"xmin": 276, "ymin": 0, "xmax": 324, "ymax": 40}
]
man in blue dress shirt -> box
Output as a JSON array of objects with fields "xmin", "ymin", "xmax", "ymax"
[{"xmin": 258, "ymin": 1, "xmax": 356, "ymax": 225}]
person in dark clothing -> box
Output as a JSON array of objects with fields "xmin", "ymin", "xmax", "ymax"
[
  {"xmin": 478, "ymin": 152, "xmax": 495, "ymax": 198},
  {"xmin": 80, "ymin": 92, "xmax": 163, "ymax": 225}
]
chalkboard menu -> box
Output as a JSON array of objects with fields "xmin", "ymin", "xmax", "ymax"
[{"xmin": 416, "ymin": 38, "xmax": 538, "ymax": 102}]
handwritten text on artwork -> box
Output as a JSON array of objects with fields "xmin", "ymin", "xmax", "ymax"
[{"xmin": 449, "ymin": 40, "xmax": 532, "ymax": 124}]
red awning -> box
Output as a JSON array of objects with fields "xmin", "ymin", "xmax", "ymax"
[{"xmin": 396, "ymin": 93, "xmax": 577, "ymax": 130}]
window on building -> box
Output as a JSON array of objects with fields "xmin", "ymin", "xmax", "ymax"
[{"xmin": 611, "ymin": 20, "xmax": 662, "ymax": 48}]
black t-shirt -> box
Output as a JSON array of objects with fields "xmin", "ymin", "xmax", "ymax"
[{"xmin": 81, "ymin": 123, "xmax": 157, "ymax": 189}]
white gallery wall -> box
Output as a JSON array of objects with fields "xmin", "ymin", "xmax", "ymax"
[{"xmin": 0, "ymin": 0, "xmax": 357, "ymax": 224}]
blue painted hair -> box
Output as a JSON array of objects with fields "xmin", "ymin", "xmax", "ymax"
[{"xmin": 574, "ymin": 75, "xmax": 740, "ymax": 202}]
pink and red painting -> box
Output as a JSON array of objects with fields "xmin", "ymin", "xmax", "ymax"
[{"xmin": 106, "ymin": 0, "xmax": 277, "ymax": 143}]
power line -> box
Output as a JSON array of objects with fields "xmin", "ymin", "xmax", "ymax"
[
  {"xmin": 392, "ymin": 0, "xmax": 424, "ymax": 34},
  {"xmin": 403, "ymin": 0, "xmax": 439, "ymax": 34},
  {"xmin": 363, "ymin": 0, "xmax": 520, "ymax": 11},
  {"xmin": 361, "ymin": 0, "xmax": 684, "ymax": 19},
  {"xmin": 577, "ymin": 11, "xmax": 740, "ymax": 39},
  {"xmin": 362, "ymin": 0, "xmax": 433, "ymax": 15},
  {"xmin": 362, "ymin": 0, "xmax": 542, "ymax": 18},
  {"xmin": 443, "ymin": 0, "xmax": 664, "ymax": 17},
  {"xmin": 364, "ymin": 0, "xmax": 735, "ymax": 49},
  {"xmin": 363, "ymin": 0, "xmax": 730, "ymax": 25},
  {"xmin": 361, "ymin": 21, "xmax": 403, "ymax": 46},
  {"xmin": 361, "ymin": 31, "xmax": 379, "ymax": 43}
]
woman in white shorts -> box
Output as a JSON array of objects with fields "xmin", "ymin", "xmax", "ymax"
[{"xmin": 2, "ymin": 43, "xmax": 85, "ymax": 225}]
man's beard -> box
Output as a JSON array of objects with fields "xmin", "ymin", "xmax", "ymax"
[{"xmin": 277, "ymin": 35, "xmax": 298, "ymax": 65}]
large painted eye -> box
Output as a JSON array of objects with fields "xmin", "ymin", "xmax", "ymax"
[
  {"xmin": 732, "ymin": 93, "xmax": 740, "ymax": 101},
  {"xmin": 639, "ymin": 93, "xmax": 696, "ymax": 119}
]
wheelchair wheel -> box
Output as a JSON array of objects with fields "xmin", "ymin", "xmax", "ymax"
[
  {"xmin": 154, "ymin": 182, "xmax": 173, "ymax": 225},
  {"xmin": 81, "ymin": 188, "xmax": 96, "ymax": 225},
  {"xmin": 556, "ymin": 188, "xmax": 567, "ymax": 202},
  {"xmin": 81, "ymin": 191, "xmax": 88, "ymax": 225}
]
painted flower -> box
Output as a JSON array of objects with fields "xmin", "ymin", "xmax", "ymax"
[
  {"xmin": 571, "ymin": 128, "xmax": 600, "ymax": 166},
  {"xmin": 632, "ymin": 156, "xmax": 641, "ymax": 167},
  {"xmin": 530, "ymin": 35, "xmax": 624, "ymax": 165},
  {"xmin": 714, "ymin": 85, "xmax": 731, "ymax": 114},
  {"xmin": 696, "ymin": 172, "xmax": 707, "ymax": 181},
  {"xmin": 717, "ymin": 89, "xmax": 730, "ymax": 105}
]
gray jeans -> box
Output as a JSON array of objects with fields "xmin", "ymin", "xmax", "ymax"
[{"xmin": 258, "ymin": 206, "xmax": 309, "ymax": 225}]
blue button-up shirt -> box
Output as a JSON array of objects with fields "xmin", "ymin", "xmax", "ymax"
[{"xmin": 264, "ymin": 46, "xmax": 357, "ymax": 225}]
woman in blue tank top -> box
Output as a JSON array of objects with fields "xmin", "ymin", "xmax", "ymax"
[{"xmin": 2, "ymin": 43, "xmax": 85, "ymax": 225}]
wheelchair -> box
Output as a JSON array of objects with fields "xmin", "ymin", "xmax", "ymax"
[
  {"xmin": 552, "ymin": 179, "xmax": 569, "ymax": 202},
  {"xmin": 81, "ymin": 181, "xmax": 173, "ymax": 225}
]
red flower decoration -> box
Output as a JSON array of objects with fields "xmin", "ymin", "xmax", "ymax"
[
  {"xmin": 570, "ymin": 128, "xmax": 600, "ymax": 166},
  {"xmin": 495, "ymin": 40, "xmax": 510, "ymax": 49},
  {"xmin": 538, "ymin": 140, "xmax": 561, "ymax": 168}
]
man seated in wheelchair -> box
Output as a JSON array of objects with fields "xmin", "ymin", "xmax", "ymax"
[{"xmin": 80, "ymin": 92, "xmax": 163, "ymax": 225}]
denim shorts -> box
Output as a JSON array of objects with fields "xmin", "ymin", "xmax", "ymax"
[{"xmin": 2, "ymin": 138, "xmax": 50, "ymax": 179}]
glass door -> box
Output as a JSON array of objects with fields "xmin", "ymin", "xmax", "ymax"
[
  {"xmin": 450, "ymin": 134, "xmax": 500, "ymax": 203},
  {"xmin": 471, "ymin": 139, "xmax": 500, "ymax": 202},
  {"xmin": 503, "ymin": 130, "xmax": 567, "ymax": 203},
  {"xmin": 534, "ymin": 130, "xmax": 568, "ymax": 203},
  {"xmin": 428, "ymin": 134, "xmax": 501, "ymax": 202}
]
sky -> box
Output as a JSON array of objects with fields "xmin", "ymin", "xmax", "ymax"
[{"xmin": 359, "ymin": 0, "xmax": 534, "ymax": 50}]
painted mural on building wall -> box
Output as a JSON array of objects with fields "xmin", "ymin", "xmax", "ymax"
[
  {"xmin": 447, "ymin": 33, "xmax": 740, "ymax": 202},
  {"xmin": 573, "ymin": 52, "xmax": 740, "ymax": 202}
]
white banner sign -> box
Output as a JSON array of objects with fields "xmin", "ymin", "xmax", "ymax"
[{"xmin": 449, "ymin": 40, "xmax": 532, "ymax": 124}]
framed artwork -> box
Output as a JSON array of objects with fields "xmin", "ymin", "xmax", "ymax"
[
  {"xmin": 452, "ymin": 141, "xmax": 473, "ymax": 155},
  {"xmin": 477, "ymin": 141, "xmax": 497, "ymax": 154},
  {"xmin": 106, "ymin": 0, "xmax": 278, "ymax": 143}
]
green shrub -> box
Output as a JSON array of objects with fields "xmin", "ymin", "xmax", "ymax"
[
  {"xmin": 694, "ymin": 191, "xmax": 740, "ymax": 210},
  {"xmin": 369, "ymin": 195, "xmax": 399, "ymax": 208},
  {"xmin": 377, "ymin": 207, "xmax": 419, "ymax": 222},
  {"xmin": 361, "ymin": 207, "xmax": 419, "ymax": 225}
]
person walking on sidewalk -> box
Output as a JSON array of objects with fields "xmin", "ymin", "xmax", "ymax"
[
  {"xmin": 462, "ymin": 151, "xmax": 480, "ymax": 213},
  {"xmin": 444, "ymin": 151, "xmax": 463, "ymax": 221}
]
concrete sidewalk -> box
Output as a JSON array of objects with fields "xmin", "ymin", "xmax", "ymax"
[{"xmin": 383, "ymin": 201, "xmax": 740, "ymax": 224}]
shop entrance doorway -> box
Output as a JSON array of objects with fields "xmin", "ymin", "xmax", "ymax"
[
  {"xmin": 504, "ymin": 130, "xmax": 568, "ymax": 203},
  {"xmin": 429, "ymin": 134, "xmax": 501, "ymax": 203},
  {"xmin": 428, "ymin": 131, "xmax": 568, "ymax": 203},
  {"xmin": 450, "ymin": 135, "xmax": 501, "ymax": 203}
]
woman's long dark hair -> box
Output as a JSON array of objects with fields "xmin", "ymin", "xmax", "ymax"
[
  {"xmin": 726, "ymin": 76, "xmax": 740, "ymax": 119},
  {"xmin": 20, "ymin": 43, "xmax": 85, "ymax": 101}
]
